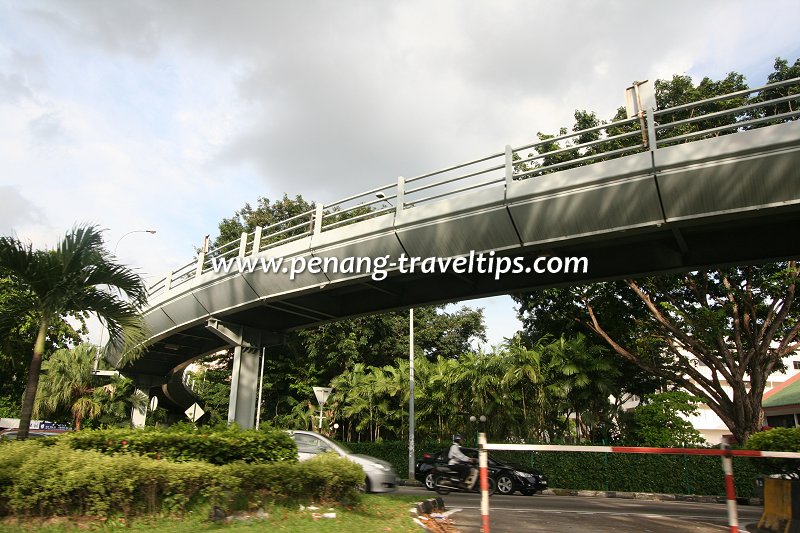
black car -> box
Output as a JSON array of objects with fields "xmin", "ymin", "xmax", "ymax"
[{"xmin": 415, "ymin": 447, "xmax": 547, "ymax": 495}]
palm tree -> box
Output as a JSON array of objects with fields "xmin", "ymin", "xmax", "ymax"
[
  {"xmin": 91, "ymin": 374, "xmax": 148, "ymax": 428},
  {"xmin": 34, "ymin": 344, "xmax": 100, "ymax": 429},
  {"xmin": 502, "ymin": 335, "xmax": 547, "ymax": 440},
  {"xmin": 33, "ymin": 343, "xmax": 146, "ymax": 430},
  {"xmin": 542, "ymin": 334, "xmax": 618, "ymax": 441},
  {"xmin": 0, "ymin": 225, "xmax": 148, "ymax": 439}
]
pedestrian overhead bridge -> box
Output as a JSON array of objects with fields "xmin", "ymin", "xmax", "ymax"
[{"xmin": 109, "ymin": 78, "xmax": 800, "ymax": 427}]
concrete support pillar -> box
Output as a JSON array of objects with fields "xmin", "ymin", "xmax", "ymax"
[
  {"xmin": 131, "ymin": 386, "xmax": 149, "ymax": 428},
  {"xmin": 205, "ymin": 318, "xmax": 276, "ymax": 430},
  {"xmin": 227, "ymin": 345, "xmax": 261, "ymax": 429}
]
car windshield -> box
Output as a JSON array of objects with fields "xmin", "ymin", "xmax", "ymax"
[{"xmin": 293, "ymin": 432, "xmax": 353, "ymax": 455}]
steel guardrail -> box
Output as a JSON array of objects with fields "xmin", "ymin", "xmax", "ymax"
[{"xmin": 146, "ymin": 77, "xmax": 800, "ymax": 300}]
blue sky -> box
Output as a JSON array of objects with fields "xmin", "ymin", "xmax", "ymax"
[{"xmin": 1, "ymin": 1, "xmax": 799, "ymax": 347}]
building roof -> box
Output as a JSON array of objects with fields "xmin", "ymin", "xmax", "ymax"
[{"xmin": 763, "ymin": 372, "xmax": 800, "ymax": 408}]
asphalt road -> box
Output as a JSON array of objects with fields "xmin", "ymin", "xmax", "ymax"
[{"xmin": 395, "ymin": 487, "xmax": 764, "ymax": 532}]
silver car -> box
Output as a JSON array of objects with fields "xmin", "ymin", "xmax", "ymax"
[{"xmin": 288, "ymin": 430, "xmax": 398, "ymax": 493}]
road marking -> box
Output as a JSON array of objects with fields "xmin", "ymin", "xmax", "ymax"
[{"xmin": 455, "ymin": 506, "xmax": 740, "ymax": 520}]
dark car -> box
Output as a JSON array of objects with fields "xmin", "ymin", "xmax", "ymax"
[{"xmin": 415, "ymin": 447, "xmax": 547, "ymax": 495}]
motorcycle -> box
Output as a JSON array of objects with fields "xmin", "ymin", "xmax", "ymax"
[{"xmin": 432, "ymin": 460, "xmax": 496, "ymax": 495}]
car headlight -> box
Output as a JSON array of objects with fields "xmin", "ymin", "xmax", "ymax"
[{"xmin": 371, "ymin": 463, "xmax": 391, "ymax": 472}]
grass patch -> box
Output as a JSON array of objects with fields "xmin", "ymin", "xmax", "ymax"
[{"xmin": 0, "ymin": 494, "xmax": 421, "ymax": 533}]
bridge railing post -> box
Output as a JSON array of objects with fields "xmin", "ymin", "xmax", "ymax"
[
  {"xmin": 194, "ymin": 234, "xmax": 208, "ymax": 279},
  {"xmin": 505, "ymin": 145, "xmax": 514, "ymax": 188},
  {"xmin": 637, "ymin": 81, "xmax": 658, "ymax": 150},
  {"xmin": 313, "ymin": 204, "xmax": 324, "ymax": 235},
  {"xmin": 252, "ymin": 226, "xmax": 262, "ymax": 255},
  {"xmin": 646, "ymin": 105, "xmax": 658, "ymax": 151},
  {"xmin": 396, "ymin": 176, "xmax": 405, "ymax": 216},
  {"xmin": 238, "ymin": 232, "xmax": 248, "ymax": 258},
  {"xmin": 194, "ymin": 252, "xmax": 205, "ymax": 278}
]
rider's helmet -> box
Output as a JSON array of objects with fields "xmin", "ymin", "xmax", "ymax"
[{"xmin": 452, "ymin": 434, "xmax": 462, "ymax": 443}]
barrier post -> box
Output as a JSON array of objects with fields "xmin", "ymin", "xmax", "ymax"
[
  {"xmin": 479, "ymin": 432, "xmax": 490, "ymax": 533},
  {"xmin": 720, "ymin": 436, "xmax": 739, "ymax": 533}
]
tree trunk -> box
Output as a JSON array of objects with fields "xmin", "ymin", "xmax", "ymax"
[{"xmin": 17, "ymin": 317, "xmax": 50, "ymax": 440}]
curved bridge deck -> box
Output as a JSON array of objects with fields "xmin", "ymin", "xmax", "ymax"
[{"xmin": 112, "ymin": 78, "xmax": 800, "ymax": 418}]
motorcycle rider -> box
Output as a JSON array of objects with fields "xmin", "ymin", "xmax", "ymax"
[{"xmin": 447, "ymin": 434, "xmax": 472, "ymax": 482}]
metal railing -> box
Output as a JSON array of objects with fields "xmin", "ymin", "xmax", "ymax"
[{"xmin": 146, "ymin": 76, "xmax": 800, "ymax": 300}]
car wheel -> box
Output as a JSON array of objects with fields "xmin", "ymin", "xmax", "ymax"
[
  {"xmin": 495, "ymin": 474, "xmax": 516, "ymax": 495},
  {"xmin": 425, "ymin": 472, "xmax": 436, "ymax": 490}
]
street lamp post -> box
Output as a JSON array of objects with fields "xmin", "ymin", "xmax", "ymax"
[
  {"xmin": 470, "ymin": 415, "xmax": 487, "ymax": 446},
  {"xmin": 114, "ymin": 229, "xmax": 157, "ymax": 255},
  {"xmin": 408, "ymin": 307, "xmax": 415, "ymax": 480}
]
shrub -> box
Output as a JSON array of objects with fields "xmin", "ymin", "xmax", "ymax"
[
  {"xmin": 296, "ymin": 452, "xmax": 364, "ymax": 502},
  {"xmin": 219, "ymin": 453, "xmax": 363, "ymax": 507},
  {"xmin": 63, "ymin": 424, "xmax": 297, "ymax": 464},
  {"xmin": 3, "ymin": 443, "xmax": 233, "ymax": 516},
  {"xmin": 745, "ymin": 427, "xmax": 800, "ymax": 478},
  {"xmin": 0, "ymin": 439, "xmax": 361, "ymax": 517}
]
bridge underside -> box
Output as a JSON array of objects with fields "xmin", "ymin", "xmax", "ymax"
[
  {"xmin": 118, "ymin": 120, "xmax": 800, "ymax": 420},
  {"xmin": 131, "ymin": 207, "xmax": 800, "ymax": 379}
]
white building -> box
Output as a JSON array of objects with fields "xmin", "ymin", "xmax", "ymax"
[{"xmin": 682, "ymin": 355, "xmax": 800, "ymax": 444}]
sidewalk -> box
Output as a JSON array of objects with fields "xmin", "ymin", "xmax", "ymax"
[{"xmin": 545, "ymin": 487, "xmax": 763, "ymax": 506}]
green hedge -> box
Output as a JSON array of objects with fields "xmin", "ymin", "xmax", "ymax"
[
  {"xmin": 349, "ymin": 440, "xmax": 765, "ymax": 498},
  {"xmin": 504, "ymin": 450, "xmax": 763, "ymax": 498},
  {"xmin": 63, "ymin": 424, "xmax": 296, "ymax": 464},
  {"xmin": 0, "ymin": 439, "xmax": 363, "ymax": 517}
]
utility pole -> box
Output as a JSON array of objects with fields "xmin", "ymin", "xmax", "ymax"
[{"xmin": 408, "ymin": 308, "xmax": 415, "ymax": 480}]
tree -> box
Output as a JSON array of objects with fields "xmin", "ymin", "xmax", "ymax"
[
  {"xmin": 515, "ymin": 264, "xmax": 800, "ymax": 443},
  {"xmin": 0, "ymin": 276, "xmax": 83, "ymax": 417},
  {"xmin": 630, "ymin": 391, "xmax": 706, "ymax": 447},
  {"xmin": 514, "ymin": 60, "xmax": 800, "ymax": 443},
  {"xmin": 33, "ymin": 343, "xmax": 146, "ymax": 430},
  {"xmin": 34, "ymin": 344, "xmax": 100, "ymax": 429},
  {"xmin": 213, "ymin": 194, "xmax": 315, "ymax": 249},
  {"xmin": 89, "ymin": 373, "xmax": 147, "ymax": 429},
  {"xmin": 0, "ymin": 225, "xmax": 148, "ymax": 439},
  {"xmin": 540, "ymin": 334, "xmax": 620, "ymax": 442}
]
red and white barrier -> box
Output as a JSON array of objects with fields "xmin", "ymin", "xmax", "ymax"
[
  {"xmin": 478, "ymin": 433, "xmax": 490, "ymax": 533},
  {"xmin": 477, "ymin": 434, "xmax": 800, "ymax": 533},
  {"xmin": 720, "ymin": 437, "xmax": 739, "ymax": 533}
]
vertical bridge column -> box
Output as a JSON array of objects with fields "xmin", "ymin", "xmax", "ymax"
[
  {"xmin": 130, "ymin": 375, "xmax": 167, "ymax": 428},
  {"xmin": 206, "ymin": 318, "xmax": 263, "ymax": 429},
  {"xmin": 229, "ymin": 344, "xmax": 260, "ymax": 427},
  {"xmin": 131, "ymin": 387, "xmax": 148, "ymax": 428}
]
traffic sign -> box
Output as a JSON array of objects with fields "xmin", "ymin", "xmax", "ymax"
[
  {"xmin": 313, "ymin": 387, "xmax": 332, "ymax": 406},
  {"xmin": 185, "ymin": 403, "xmax": 205, "ymax": 422}
]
